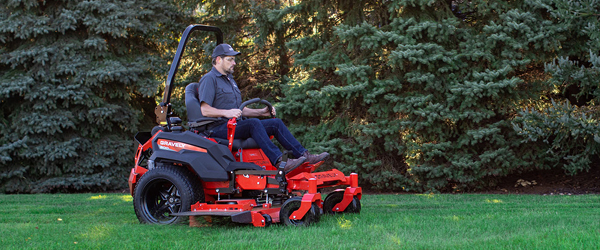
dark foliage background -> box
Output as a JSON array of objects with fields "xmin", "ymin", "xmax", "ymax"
[
  {"xmin": 0, "ymin": 0, "xmax": 187, "ymax": 192},
  {"xmin": 1, "ymin": 0, "xmax": 598, "ymax": 193}
]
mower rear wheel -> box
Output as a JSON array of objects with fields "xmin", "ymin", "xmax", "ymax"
[
  {"xmin": 279, "ymin": 197, "xmax": 320, "ymax": 226},
  {"xmin": 133, "ymin": 166, "xmax": 202, "ymax": 224},
  {"xmin": 323, "ymin": 191, "xmax": 361, "ymax": 214}
]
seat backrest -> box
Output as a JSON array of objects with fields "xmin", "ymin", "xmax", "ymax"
[
  {"xmin": 185, "ymin": 82, "xmax": 259, "ymax": 151},
  {"xmin": 185, "ymin": 82, "xmax": 204, "ymax": 122}
]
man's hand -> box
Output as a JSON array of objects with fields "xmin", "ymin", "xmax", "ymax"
[
  {"xmin": 240, "ymin": 106, "xmax": 276, "ymax": 117},
  {"xmin": 262, "ymin": 106, "xmax": 276, "ymax": 117},
  {"xmin": 225, "ymin": 109, "xmax": 243, "ymax": 119}
]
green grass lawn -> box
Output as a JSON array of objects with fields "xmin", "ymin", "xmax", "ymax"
[{"xmin": 1, "ymin": 193, "xmax": 598, "ymax": 249}]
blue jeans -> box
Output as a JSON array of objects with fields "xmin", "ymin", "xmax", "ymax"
[{"xmin": 210, "ymin": 118, "xmax": 307, "ymax": 165}]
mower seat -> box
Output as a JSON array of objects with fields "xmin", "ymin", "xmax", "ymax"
[
  {"xmin": 185, "ymin": 82, "xmax": 261, "ymax": 151},
  {"xmin": 185, "ymin": 82, "xmax": 205, "ymax": 123}
]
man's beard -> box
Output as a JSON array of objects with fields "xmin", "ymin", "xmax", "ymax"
[{"xmin": 224, "ymin": 66, "xmax": 234, "ymax": 75}]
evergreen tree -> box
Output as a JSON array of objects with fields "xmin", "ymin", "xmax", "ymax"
[
  {"xmin": 3, "ymin": 0, "xmax": 596, "ymax": 193},
  {"xmin": 165, "ymin": 0, "xmax": 285, "ymax": 119},
  {"xmin": 512, "ymin": 0, "xmax": 600, "ymax": 176},
  {"xmin": 263, "ymin": 0, "xmax": 597, "ymax": 191},
  {"xmin": 0, "ymin": 0, "xmax": 181, "ymax": 192}
]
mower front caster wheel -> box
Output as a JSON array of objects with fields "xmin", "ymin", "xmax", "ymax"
[
  {"xmin": 323, "ymin": 191, "xmax": 361, "ymax": 214},
  {"xmin": 262, "ymin": 214, "xmax": 272, "ymax": 227},
  {"xmin": 279, "ymin": 197, "xmax": 320, "ymax": 226}
]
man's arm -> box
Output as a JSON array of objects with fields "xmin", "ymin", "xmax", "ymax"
[{"xmin": 201, "ymin": 102, "xmax": 242, "ymax": 119}]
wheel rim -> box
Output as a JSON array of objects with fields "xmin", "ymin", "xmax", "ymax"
[{"xmin": 140, "ymin": 179, "xmax": 182, "ymax": 224}]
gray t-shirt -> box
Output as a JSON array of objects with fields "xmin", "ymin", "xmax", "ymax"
[{"xmin": 197, "ymin": 67, "xmax": 243, "ymax": 115}]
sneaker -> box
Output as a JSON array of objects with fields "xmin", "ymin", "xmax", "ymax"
[
  {"xmin": 303, "ymin": 151, "xmax": 330, "ymax": 164},
  {"xmin": 276, "ymin": 156, "xmax": 307, "ymax": 173}
]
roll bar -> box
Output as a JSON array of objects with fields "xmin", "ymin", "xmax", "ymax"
[{"xmin": 155, "ymin": 25, "xmax": 224, "ymax": 125}]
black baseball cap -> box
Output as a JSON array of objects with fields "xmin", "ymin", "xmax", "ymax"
[{"xmin": 211, "ymin": 43, "xmax": 240, "ymax": 58}]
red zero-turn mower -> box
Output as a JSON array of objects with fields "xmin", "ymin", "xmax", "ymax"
[{"xmin": 128, "ymin": 25, "xmax": 362, "ymax": 227}]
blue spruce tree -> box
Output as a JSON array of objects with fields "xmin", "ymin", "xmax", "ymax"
[{"xmin": 0, "ymin": 0, "xmax": 181, "ymax": 192}]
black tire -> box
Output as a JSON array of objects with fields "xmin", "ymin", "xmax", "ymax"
[
  {"xmin": 262, "ymin": 214, "xmax": 273, "ymax": 227},
  {"xmin": 311, "ymin": 203, "xmax": 322, "ymax": 222},
  {"xmin": 279, "ymin": 197, "xmax": 319, "ymax": 227},
  {"xmin": 346, "ymin": 197, "xmax": 361, "ymax": 213},
  {"xmin": 323, "ymin": 191, "xmax": 361, "ymax": 214},
  {"xmin": 133, "ymin": 166, "xmax": 203, "ymax": 224}
]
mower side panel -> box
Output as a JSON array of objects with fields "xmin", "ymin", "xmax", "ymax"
[
  {"xmin": 153, "ymin": 131, "xmax": 235, "ymax": 164},
  {"xmin": 150, "ymin": 150, "xmax": 229, "ymax": 182},
  {"xmin": 149, "ymin": 131, "xmax": 235, "ymax": 182}
]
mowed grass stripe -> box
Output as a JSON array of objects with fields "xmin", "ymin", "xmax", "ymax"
[{"xmin": 0, "ymin": 193, "xmax": 598, "ymax": 249}]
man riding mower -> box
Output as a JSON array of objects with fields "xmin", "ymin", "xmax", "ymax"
[{"xmin": 128, "ymin": 24, "xmax": 362, "ymax": 227}]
